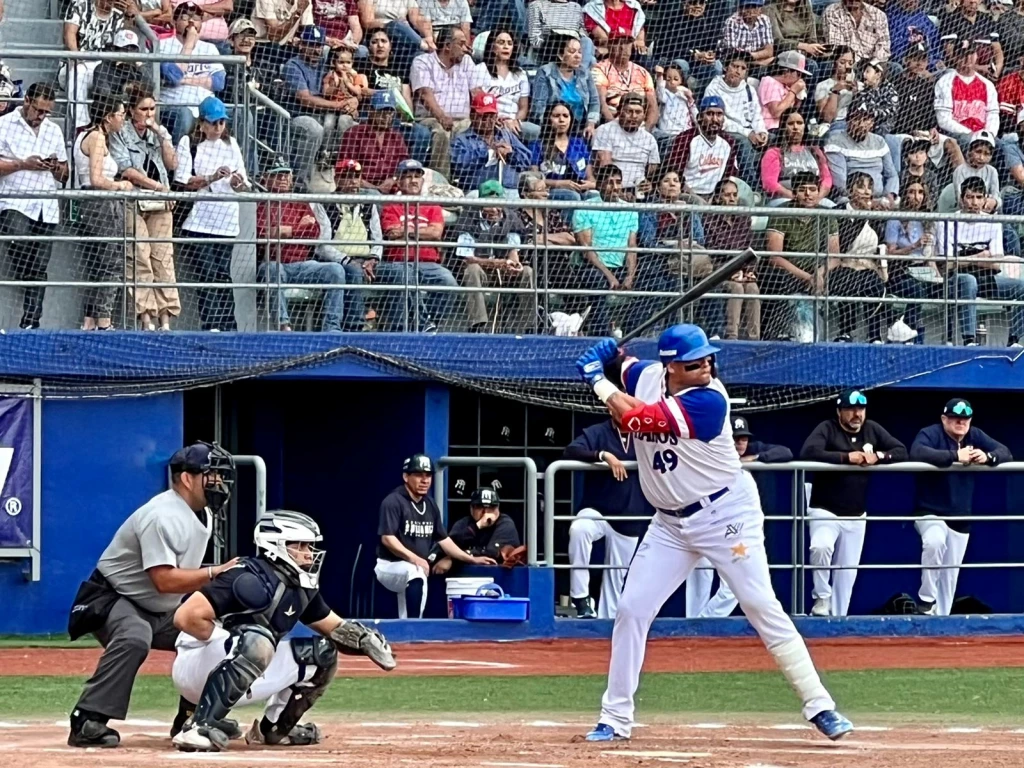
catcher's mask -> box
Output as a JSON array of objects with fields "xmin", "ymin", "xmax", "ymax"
[
  {"xmin": 170, "ymin": 441, "xmax": 235, "ymax": 515},
  {"xmin": 255, "ymin": 510, "xmax": 325, "ymax": 589}
]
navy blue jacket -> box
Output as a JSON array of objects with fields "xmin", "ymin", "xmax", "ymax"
[
  {"xmin": 909, "ymin": 423, "xmax": 1012, "ymax": 532},
  {"xmin": 563, "ymin": 420, "xmax": 653, "ymax": 537},
  {"xmin": 743, "ymin": 440, "xmax": 793, "ymax": 464}
]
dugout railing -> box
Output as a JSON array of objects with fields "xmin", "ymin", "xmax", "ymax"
[
  {"xmin": 543, "ymin": 459, "xmax": 1024, "ymax": 616},
  {"xmin": 4, "ymin": 187, "xmax": 1024, "ymax": 339}
]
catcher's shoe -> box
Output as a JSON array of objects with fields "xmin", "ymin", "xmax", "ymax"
[
  {"xmin": 67, "ymin": 719, "xmax": 120, "ymax": 748},
  {"xmin": 584, "ymin": 723, "xmax": 627, "ymax": 742},
  {"xmin": 810, "ymin": 710, "xmax": 854, "ymax": 741},
  {"xmin": 172, "ymin": 723, "xmax": 231, "ymax": 752},
  {"xmin": 245, "ymin": 718, "xmax": 322, "ymax": 746},
  {"xmin": 171, "ymin": 713, "xmax": 243, "ymax": 740}
]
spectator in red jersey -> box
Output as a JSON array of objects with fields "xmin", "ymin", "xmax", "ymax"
[
  {"xmin": 376, "ymin": 159, "xmax": 458, "ymax": 331},
  {"xmin": 583, "ymin": 0, "xmax": 647, "ymax": 59},
  {"xmin": 996, "ymin": 49, "xmax": 1024, "ymax": 134},
  {"xmin": 256, "ymin": 157, "xmax": 355, "ymax": 332},
  {"xmin": 935, "ymin": 38, "xmax": 999, "ymax": 149},
  {"xmin": 336, "ymin": 90, "xmax": 410, "ymax": 192}
]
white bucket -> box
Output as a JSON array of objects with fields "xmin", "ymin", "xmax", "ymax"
[{"xmin": 446, "ymin": 577, "xmax": 493, "ymax": 618}]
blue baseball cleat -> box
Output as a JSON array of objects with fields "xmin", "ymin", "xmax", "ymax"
[
  {"xmin": 811, "ymin": 710, "xmax": 854, "ymax": 741},
  {"xmin": 585, "ymin": 723, "xmax": 627, "ymax": 742}
]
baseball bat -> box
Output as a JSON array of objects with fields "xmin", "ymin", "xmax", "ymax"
[{"xmin": 618, "ymin": 247, "xmax": 759, "ymax": 346}]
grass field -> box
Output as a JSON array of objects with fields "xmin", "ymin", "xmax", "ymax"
[{"xmin": 5, "ymin": 668, "xmax": 1024, "ymax": 722}]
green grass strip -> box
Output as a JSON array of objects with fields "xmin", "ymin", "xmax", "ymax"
[{"xmin": 4, "ymin": 668, "xmax": 1023, "ymax": 721}]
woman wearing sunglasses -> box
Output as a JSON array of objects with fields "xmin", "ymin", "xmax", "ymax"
[{"xmin": 173, "ymin": 96, "xmax": 249, "ymax": 331}]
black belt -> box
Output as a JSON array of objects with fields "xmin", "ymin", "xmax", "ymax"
[{"xmin": 659, "ymin": 487, "xmax": 730, "ymax": 518}]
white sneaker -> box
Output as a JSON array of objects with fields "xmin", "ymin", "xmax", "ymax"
[
  {"xmin": 811, "ymin": 597, "xmax": 830, "ymax": 617},
  {"xmin": 172, "ymin": 725, "xmax": 229, "ymax": 752},
  {"xmin": 887, "ymin": 318, "xmax": 919, "ymax": 343}
]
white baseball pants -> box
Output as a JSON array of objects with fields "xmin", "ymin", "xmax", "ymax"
[
  {"xmin": 568, "ymin": 508, "xmax": 640, "ymax": 619},
  {"xmin": 808, "ymin": 508, "xmax": 867, "ymax": 617},
  {"xmin": 375, "ymin": 558, "xmax": 427, "ymax": 619},
  {"xmin": 172, "ymin": 628, "xmax": 314, "ymax": 722},
  {"xmin": 597, "ymin": 472, "xmax": 834, "ymax": 737},
  {"xmin": 685, "ymin": 558, "xmax": 738, "ymax": 617},
  {"xmin": 915, "ymin": 516, "xmax": 970, "ymax": 616}
]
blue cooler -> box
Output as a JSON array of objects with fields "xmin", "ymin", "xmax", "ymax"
[{"xmin": 452, "ymin": 583, "xmax": 529, "ymax": 622}]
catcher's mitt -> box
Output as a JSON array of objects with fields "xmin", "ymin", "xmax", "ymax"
[
  {"xmin": 329, "ymin": 621, "xmax": 397, "ymax": 671},
  {"xmin": 499, "ymin": 545, "xmax": 528, "ymax": 569}
]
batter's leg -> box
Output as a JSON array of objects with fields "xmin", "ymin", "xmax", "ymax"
[
  {"xmin": 830, "ymin": 515, "xmax": 867, "ymax": 617},
  {"xmin": 597, "ymin": 530, "xmax": 639, "ymax": 619},
  {"xmin": 569, "ymin": 508, "xmax": 610, "ymax": 601},
  {"xmin": 807, "ymin": 507, "xmax": 842, "ymax": 614},
  {"xmin": 936, "ymin": 529, "xmax": 969, "ymax": 616},
  {"xmin": 591, "ymin": 515, "xmax": 702, "ymax": 739},
  {"xmin": 685, "ymin": 557, "xmax": 714, "ymax": 617},
  {"xmin": 701, "ymin": 500, "xmax": 836, "ymax": 724}
]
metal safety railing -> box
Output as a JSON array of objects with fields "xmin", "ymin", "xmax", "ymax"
[
  {"xmin": 434, "ymin": 456, "xmax": 539, "ymax": 565},
  {"xmin": 545, "ymin": 459, "xmax": 1024, "ymax": 613}
]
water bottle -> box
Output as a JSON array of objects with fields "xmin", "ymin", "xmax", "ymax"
[
  {"xmin": 793, "ymin": 300, "xmax": 816, "ymax": 343},
  {"xmin": 977, "ymin": 322, "xmax": 988, "ymax": 346}
]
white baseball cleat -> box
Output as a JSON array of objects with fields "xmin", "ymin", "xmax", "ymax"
[
  {"xmin": 172, "ymin": 724, "xmax": 230, "ymax": 752},
  {"xmin": 811, "ymin": 598, "xmax": 830, "ymax": 617}
]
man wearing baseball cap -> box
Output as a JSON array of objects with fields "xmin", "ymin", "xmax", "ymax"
[
  {"xmin": 336, "ymin": 90, "xmax": 412, "ymax": 193},
  {"xmin": 450, "ymin": 179, "xmax": 536, "ymax": 333},
  {"xmin": 67, "ymin": 443, "xmax": 237, "ymax": 748},
  {"xmin": 665, "ymin": 95, "xmax": 738, "ymax": 199},
  {"xmin": 909, "ymin": 398, "xmax": 1011, "ymax": 615},
  {"xmin": 158, "ymin": 2, "xmax": 227, "ymax": 142},
  {"xmin": 451, "ymin": 92, "xmax": 532, "ymax": 193},
  {"xmin": 90, "ymin": 29, "xmax": 154, "ymax": 108},
  {"xmin": 800, "ymin": 389, "xmax": 907, "ymax": 617},
  {"xmin": 592, "ymin": 90, "xmax": 660, "ymax": 198}
]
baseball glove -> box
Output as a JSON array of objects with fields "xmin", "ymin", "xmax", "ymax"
[
  {"xmin": 499, "ymin": 545, "xmax": 528, "ymax": 569},
  {"xmin": 329, "ymin": 621, "xmax": 397, "ymax": 671}
]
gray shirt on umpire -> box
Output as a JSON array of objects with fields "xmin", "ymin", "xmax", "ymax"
[{"xmin": 97, "ymin": 489, "xmax": 211, "ymax": 613}]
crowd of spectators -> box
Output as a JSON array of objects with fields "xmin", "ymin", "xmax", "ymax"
[{"xmin": 6, "ymin": 0, "xmax": 1024, "ymax": 336}]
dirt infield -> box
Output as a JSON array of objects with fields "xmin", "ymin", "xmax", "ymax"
[
  {"xmin": 2, "ymin": 718, "xmax": 1024, "ymax": 768},
  {"xmin": 3, "ymin": 636, "xmax": 1024, "ymax": 677}
]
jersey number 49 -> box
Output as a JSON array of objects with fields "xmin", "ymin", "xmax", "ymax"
[{"xmin": 651, "ymin": 449, "xmax": 678, "ymax": 474}]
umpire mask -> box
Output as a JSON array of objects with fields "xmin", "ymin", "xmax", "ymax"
[{"xmin": 201, "ymin": 442, "xmax": 236, "ymax": 515}]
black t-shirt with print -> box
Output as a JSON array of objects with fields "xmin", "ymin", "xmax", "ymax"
[{"xmin": 376, "ymin": 485, "xmax": 448, "ymax": 560}]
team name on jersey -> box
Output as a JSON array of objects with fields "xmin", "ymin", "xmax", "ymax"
[
  {"xmin": 403, "ymin": 520, "xmax": 435, "ymax": 538},
  {"xmin": 634, "ymin": 432, "xmax": 680, "ymax": 445}
]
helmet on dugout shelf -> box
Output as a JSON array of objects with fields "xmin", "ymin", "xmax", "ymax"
[
  {"xmin": 254, "ymin": 509, "xmax": 325, "ymax": 589},
  {"xmin": 658, "ymin": 324, "xmax": 720, "ymax": 363},
  {"xmin": 403, "ymin": 453, "xmax": 434, "ymax": 474}
]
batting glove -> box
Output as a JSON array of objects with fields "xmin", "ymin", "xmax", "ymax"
[{"xmin": 575, "ymin": 338, "xmax": 618, "ymax": 386}]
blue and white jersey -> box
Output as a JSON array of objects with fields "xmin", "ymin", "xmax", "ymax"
[{"xmin": 623, "ymin": 359, "xmax": 742, "ymax": 510}]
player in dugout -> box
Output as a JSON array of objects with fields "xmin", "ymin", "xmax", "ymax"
[
  {"xmin": 563, "ymin": 359, "xmax": 652, "ymax": 619},
  {"xmin": 800, "ymin": 389, "xmax": 907, "ymax": 618},
  {"xmin": 428, "ymin": 487, "xmax": 522, "ymax": 576},
  {"xmin": 374, "ymin": 454, "xmax": 496, "ymax": 618}
]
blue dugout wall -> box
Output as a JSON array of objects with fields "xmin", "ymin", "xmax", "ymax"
[{"xmin": 2, "ymin": 334, "xmax": 1024, "ymax": 634}]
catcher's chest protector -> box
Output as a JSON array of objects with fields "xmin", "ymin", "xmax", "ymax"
[{"xmin": 221, "ymin": 558, "xmax": 318, "ymax": 642}]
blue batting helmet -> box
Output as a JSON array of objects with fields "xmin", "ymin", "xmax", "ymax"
[{"xmin": 658, "ymin": 324, "xmax": 720, "ymax": 363}]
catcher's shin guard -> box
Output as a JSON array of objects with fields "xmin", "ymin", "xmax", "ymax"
[
  {"xmin": 193, "ymin": 625, "xmax": 276, "ymax": 726},
  {"xmin": 258, "ymin": 636, "xmax": 337, "ymax": 744}
]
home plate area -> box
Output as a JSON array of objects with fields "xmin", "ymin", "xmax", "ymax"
[{"xmin": 3, "ymin": 720, "xmax": 1024, "ymax": 768}]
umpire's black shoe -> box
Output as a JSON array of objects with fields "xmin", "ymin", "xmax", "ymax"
[{"xmin": 68, "ymin": 719, "xmax": 120, "ymax": 748}]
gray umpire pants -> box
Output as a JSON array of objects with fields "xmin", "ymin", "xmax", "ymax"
[{"xmin": 74, "ymin": 596, "xmax": 180, "ymax": 720}]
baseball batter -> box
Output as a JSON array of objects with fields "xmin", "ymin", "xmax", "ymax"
[
  {"xmin": 574, "ymin": 324, "xmax": 853, "ymax": 742},
  {"xmin": 170, "ymin": 510, "xmax": 395, "ymax": 752}
]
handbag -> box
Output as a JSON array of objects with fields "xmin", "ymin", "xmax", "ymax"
[{"xmin": 67, "ymin": 569, "xmax": 120, "ymax": 641}]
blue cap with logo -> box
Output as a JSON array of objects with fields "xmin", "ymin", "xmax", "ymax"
[
  {"xmin": 836, "ymin": 388, "xmax": 868, "ymax": 408},
  {"xmin": 396, "ymin": 158, "xmax": 425, "ymax": 175},
  {"xmin": 371, "ymin": 90, "xmax": 397, "ymax": 110},
  {"xmin": 700, "ymin": 95, "xmax": 726, "ymax": 112},
  {"xmin": 298, "ymin": 25, "xmax": 326, "ymax": 44},
  {"xmin": 198, "ymin": 96, "xmax": 228, "ymax": 123}
]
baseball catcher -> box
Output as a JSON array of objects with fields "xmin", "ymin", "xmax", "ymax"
[{"xmin": 170, "ymin": 509, "xmax": 395, "ymax": 752}]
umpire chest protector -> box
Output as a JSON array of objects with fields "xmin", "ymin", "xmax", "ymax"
[{"xmin": 219, "ymin": 557, "xmax": 318, "ymax": 641}]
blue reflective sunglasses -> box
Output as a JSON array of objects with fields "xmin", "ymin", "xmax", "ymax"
[
  {"xmin": 949, "ymin": 402, "xmax": 973, "ymax": 417},
  {"xmin": 840, "ymin": 392, "xmax": 867, "ymax": 406}
]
